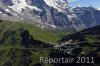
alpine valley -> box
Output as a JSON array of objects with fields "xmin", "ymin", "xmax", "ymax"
[{"xmin": 0, "ymin": 0, "xmax": 100, "ymax": 66}]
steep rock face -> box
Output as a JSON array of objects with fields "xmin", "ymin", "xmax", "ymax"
[
  {"xmin": 0, "ymin": 0, "xmax": 22, "ymax": 21},
  {"xmin": 44, "ymin": 0, "xmax": 68, "ymax": 12},
  {"xmin": 73, "ymin": 7, "xmax": 100, "ymax": 28},
  {"xmin": 0, "ymin": 0, "xmax": 100, "ymax": 31}
]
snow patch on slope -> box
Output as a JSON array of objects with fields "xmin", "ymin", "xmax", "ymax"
[
  {"xmin": 51, "ymin": 25, "xmax": 57, "ymax": 28},
  {"xmin": 96, "ymin": 8, "xmax": 100, "ymax": 11},
  {"xmin": 6, "ymin": 9, "xmax": 10, "ymax": 12},
  {"xmin": 8, "ymin": 0, "xmax": 42, "ymax": 13},
  {"xmin": 0, "ymin": 11, "xmax": 3, "ymax": 14},
  {"xmin": 67, "ymin": 14, "xmax": 77, "ymax": 20},
  {"xmin": 44, "ymin": 0, "xmax": 68, "ymax": 12}
]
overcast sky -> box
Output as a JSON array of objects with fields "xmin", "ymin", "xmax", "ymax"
[{"xmin": 68, "ymin": 0, "xmax": 100, "ymax": 8}]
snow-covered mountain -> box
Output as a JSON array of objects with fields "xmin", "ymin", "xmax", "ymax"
[
  {"xmin": 8, "ymin": 0, "xmax": 42, "ymax": 13},
  {"xmin": 44, "ymin": 0, "xmax": 68, "ymax": 12},
  {"xmin": 0, "ymin": 0, "xmax": 100, "ymax": 31}
]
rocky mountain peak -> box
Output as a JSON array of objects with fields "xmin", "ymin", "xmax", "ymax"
[{"xmin": 44, "ymin": 0, "xmax": 68, "ymax": 12}]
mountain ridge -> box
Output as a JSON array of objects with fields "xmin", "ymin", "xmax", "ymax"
[{"xmin": 0, "ymin": 0, "xmax": 100, "ymax": 31}]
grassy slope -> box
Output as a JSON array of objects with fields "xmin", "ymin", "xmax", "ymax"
[
  {"xmin": 0, "ymin": 20, "xmax": 55, "ymax": 66},
  {"xmin": 0, "ymin": 21, "xmax": 100, "ymax": 66},
  {"xmin": 0, "ymin": 20, "xmax": 70, "ymax": 44},
  {"xmin": 61, "ymin": 25, "xmax": 100, "ymax": 56},
  {"xmin": 0, "ymin": 48, "xmax": 53, "ymax": 66},
  {"xmin": 0, "ymin": 20, "xmax": 70, "ymax": 66}
]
